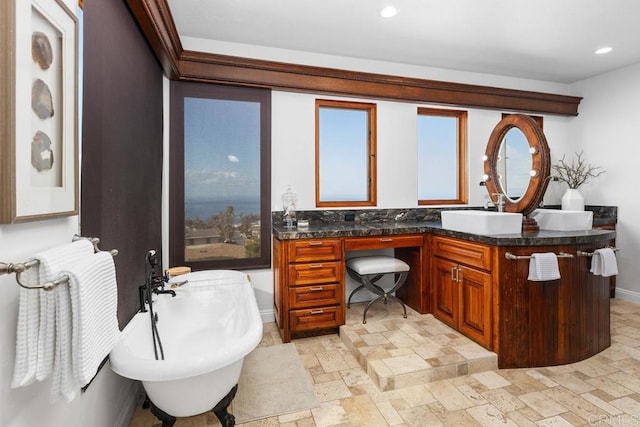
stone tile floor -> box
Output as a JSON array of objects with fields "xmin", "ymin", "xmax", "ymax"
[
  {"xmin": 129, "ymin": 298, "xmax": 640, "ymax": 426},
  {"xmin": 340, "ymin": 303, "xmax": 497, "ymax": 391}
]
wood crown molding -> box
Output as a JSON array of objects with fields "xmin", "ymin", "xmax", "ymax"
[
  {"xmin": 126, "ymin": 0, "xmax": 582, "ymax": 116},
  {"xmin": 125, "ymin": 0, "xmax": 183, "ymax": 79}
]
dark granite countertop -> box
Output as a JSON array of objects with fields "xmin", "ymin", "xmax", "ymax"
[{"xmin": 272, "ymin": 206, "xmax": 617, "ymax": 246}]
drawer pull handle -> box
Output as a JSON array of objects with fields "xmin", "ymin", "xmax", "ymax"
[
  {"xmin": 380, "ymin": 238, "xmax": 393, "ymax": 242},
  {"xmin": 308, "ymin": 241, "xmax": 324, "ymax": 246},
  {"xmin": 309, "ymin": 264, "xmax": 324, "ymax": 269},
  {"xmin": 309, "ymin": 309, "xmax": 324, "ymax": 315},
  {"xmin": 309, "ymin": 286, "xmax": 324, "ymax": 291}
]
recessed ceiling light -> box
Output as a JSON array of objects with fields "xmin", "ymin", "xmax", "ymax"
[
  {"xmin": 380, "ymin": 6, "xmax": 397, "ymax": 18},
  {"xmin": 595, "ymin": 46, "xmax": 613, "ymax": 55}
]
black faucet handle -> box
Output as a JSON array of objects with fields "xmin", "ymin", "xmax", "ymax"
[{"xmin": 154, "ymin": 289, "xmax": 176, "ymax": 297}]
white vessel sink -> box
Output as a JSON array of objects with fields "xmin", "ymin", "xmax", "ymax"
[
  {"xmin": 441, "ymin": 210, "xmax": 523, "ymax": 235},
  {"xmin": 531, "ymin": 209, "xmax": 593, "ymax": 231}
]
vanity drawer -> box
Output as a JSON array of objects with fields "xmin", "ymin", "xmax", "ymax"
[
  {"xmin": 432, "ymin": 236, "xmax": 492, "ymax": 270},
  {"xmin": 288, "ymin": 261, "xmax": 343, "ymax": 286},
  {"xmin": 289, "ymin": 284, "xmax": 342, "ymax": 309},
  {"xmin": 290, "ymin": 306, "xmax": 343, "ymax": 332},
  {"xmin": 344, "ymin": 234, "xmax": 424, "ymax": 251},
  {"xmin": 288, "ymin": 239, "xmax": 343, "ymax": 262}
]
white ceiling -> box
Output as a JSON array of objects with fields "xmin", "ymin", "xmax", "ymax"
[{"xmin": 167, "ymin": 0, "xmax": 640, "ymax": 84}]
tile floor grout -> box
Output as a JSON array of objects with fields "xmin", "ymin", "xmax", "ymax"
[{"xmin": 129, "ymin": 298, "xmax": 640, "ymax": 426}]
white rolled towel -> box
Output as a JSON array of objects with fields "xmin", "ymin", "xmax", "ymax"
[
  {"xmin": 591, "ymin": 248, "xmax": 618, "ymax": 277},
  {"xmin": 527, "ymin": 252, "xmax": 561, "ymax": 281}
]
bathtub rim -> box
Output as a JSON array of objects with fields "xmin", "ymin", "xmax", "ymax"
[{"xmin": 109, "ymin": 270, "xmax": 263, "ymax": 382}]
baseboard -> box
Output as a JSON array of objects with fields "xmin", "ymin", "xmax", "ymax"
[
  {"xmin": 260, "ymin": 309, "xmax": 275, "ymax": 324},
  {"xmin": 114, "ymin": 380, "xmax": 143, "ymax": 427},
  {"xmin": 614, "ymin": 287, "xmax": 640, "ymax": 304}
]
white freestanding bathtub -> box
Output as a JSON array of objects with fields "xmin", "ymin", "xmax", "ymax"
[{"xmin": 109, "ymin": 270, "xmax": 263, "ymax": 421}]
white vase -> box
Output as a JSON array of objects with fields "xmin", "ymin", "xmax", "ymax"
[{"xmin": 561, "ymin": 188, "xmax": 585, "ymax": 211}]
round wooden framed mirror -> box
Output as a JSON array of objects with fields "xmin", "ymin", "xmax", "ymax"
[{"xmin": 483, "ymin": 114, "xmax": 550, "ymax": 218}]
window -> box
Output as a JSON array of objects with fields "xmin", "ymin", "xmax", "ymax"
[
  {"xmin": 169, "ymin": 82, "xmax": 271, "ymax": 270},
  {"xmin": 417, "ymin": 107, "xmax": 467, "ymax": 205},
  {"xmin": 315, "ymin": 99, "xmax": 377, "ymax": 207}
]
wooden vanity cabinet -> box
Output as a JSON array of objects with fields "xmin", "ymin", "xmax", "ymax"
[
  {"xmin": 431, "ymin": 236, "xmax": 493, "ymax": 348},
  {"xmin": 273, "ymin": 238, "xmax": 345, "ymax": 342},
  {"xmin": 495, "ymin": 239, "xmax": 614, "ymax": 368}
]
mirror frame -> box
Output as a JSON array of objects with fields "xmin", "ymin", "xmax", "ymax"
[{"xmin": 484, "ymin": 114, "xmax": 550, "ymax": 216}]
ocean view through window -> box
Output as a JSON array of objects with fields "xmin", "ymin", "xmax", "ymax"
[{"xmin": 170, "ymin": 82, "xmax": 271, "ymax": 270}]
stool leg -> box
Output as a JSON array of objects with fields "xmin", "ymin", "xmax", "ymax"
[
  {"xmin": 347, "ymin": 285, "xmax": 365, "ymax": 308},
  {"xmin": 347, "ymin": 268, "xmax": 409, "ymax": 323},
  {"xmin": 362, "ymin": 296, "xmax": 384, "ymax": 324},
  {"xmin": 361, "ymin": 274, "xmax": 387, "ymax": 324},
  {"xmin": 387, "ymin": 272, "xmax": 409, "ymax": 318},
  {"xmin": 387, "ymin": 295, "xmax": 408, "ymax": 318}
]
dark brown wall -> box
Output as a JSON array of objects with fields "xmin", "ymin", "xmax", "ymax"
[{"xmin": 82, "ymin": 0, "xmax": 163, "ymax": 327}]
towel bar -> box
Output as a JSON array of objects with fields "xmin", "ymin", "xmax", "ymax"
[
  {"xmin": 0, "ymin": 235, "xmax": 117, "ymax": 291},
  {"xmin": 505, "ymin": 252, "xmax": 574, "ymax": 260},
  {"xmin": 576, "ymin": 247, "xmax": 619, "ymax": 257}
]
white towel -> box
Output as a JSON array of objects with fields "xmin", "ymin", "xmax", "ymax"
[
  {"xmin": 50, "ymin": 251, "xmax": 119, "ymax": 402},
  {"xmin": 11, "ymin": 268, "xmax": 40, "ymax": 388},
  {"xmin": 51, "ymin": 283, "xmax": 78, "ymax": 402},
  {"xmin": 527, "ymin": 252, "xmax": 561, "ymax": 281},
  {"xmin": 591, "ymin": 248, "xmax": 618, "ymax": 277},
  {"xmin": 11, "ymin": 240, "xmax": 95, "ymax": 389}
]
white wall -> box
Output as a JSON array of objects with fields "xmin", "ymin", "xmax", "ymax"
[
  {"xmin": 0, "ymin": 221, "xmax": 138, "ymax": 427},
  {"xmin": 569, "ymin": 62, "xmax": 640, "ymax": 301},
  {"xmin": 0, "ymin": 2, "xmax": 139, "ymax": 425},
  {"xmin": 271, "ymin": 91, "xmax": 574, "ymax": 211}
]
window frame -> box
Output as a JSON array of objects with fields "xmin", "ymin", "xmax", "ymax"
[
  {"xmin": 417, "ymin": 107, "xmax": 468, "ymax": 206},
  {"xmin": 169, "ymin": 81, "xmax": 271, "ymax": 270},
  {"xmin": 315, "ymin": 99, "xmax": 377, "ymax": 208}
]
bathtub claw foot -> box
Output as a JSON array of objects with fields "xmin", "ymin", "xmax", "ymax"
[
  {"xmin": 150, "ymin": 402, "xmax": 176, "ymax": 427},
  {"xmin": 212, "ymin": 384, "xmax": 238, "ymax": 427}
]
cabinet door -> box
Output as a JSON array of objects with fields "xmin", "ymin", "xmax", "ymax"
[
  {"xmin": 432, "ymin": 257, "xmax": 458, "ymax": 329},
  {"xmin": 458, "ymin": 265, "xmax": 492, "ymax": 347}
]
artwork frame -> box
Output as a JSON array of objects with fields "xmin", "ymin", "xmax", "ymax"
[{"xmin": 0, "ymin": 0, "xmax": 78, "ymax": 223}]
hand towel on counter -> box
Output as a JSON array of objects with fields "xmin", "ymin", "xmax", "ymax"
[
  {"xmin": 50, "ymin": 251, "xmax": 119, "ymax": 402},
  {"xmin": 527, "ymin": 252, "xmax": 561, "ymax": 281},
  {"xmin": 590, "ymin": 248, "xmax": 618, "ymax": 277},
  {"xmin": 11, "ymin": 239, "xmax": 95, "ymax": 389}
]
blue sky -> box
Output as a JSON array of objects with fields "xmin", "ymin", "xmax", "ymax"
[
  {"xmin": 417, "ymin": 115, "xmax": 458, "ymax": 200},
  {"xmin": 184, "ymin": 97, "xmax": 260, "ymax": 202},
  {"xmin": 318, "ymin": 107, "xmax": 369, "ymax": 201}
]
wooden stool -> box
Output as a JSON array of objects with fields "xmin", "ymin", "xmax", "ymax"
[{"xmin": 346, "ymin": 255, "xmax": 410, "ymax": 324}]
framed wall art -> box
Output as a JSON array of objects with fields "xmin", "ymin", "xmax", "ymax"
[{"xmin": 0, "ymin": 0, "xmax": 78, "ymax": 223}]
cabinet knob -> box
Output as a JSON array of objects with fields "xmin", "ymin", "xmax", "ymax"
[
  {"xmin": 309, "ymin": 263, "xmax": 324, "ymax": 269},
  {"xmin": 309, "ymin": 309, "xmax": 324, "ymax": 315},
  {"xmin": 308, "ymin": 241, "xmax": 324, "ymax": 246},
  {"xmin": 309, "ymin": 286, "xmax": 324, "ymax": 291}
]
